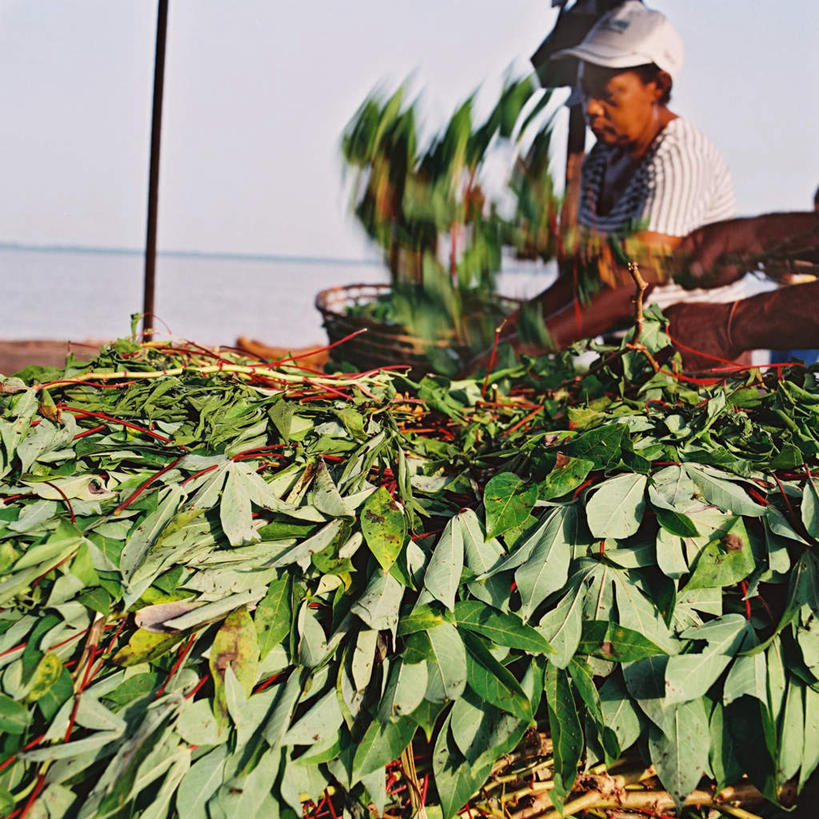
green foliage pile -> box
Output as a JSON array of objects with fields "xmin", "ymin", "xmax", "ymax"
[
  {"xmin": 0, "ymin": 319, "xmax": 817, "ymax": 818},
  {"xmin": 340, "ymin": 74, "xmax": 559, "ymax": 362}
]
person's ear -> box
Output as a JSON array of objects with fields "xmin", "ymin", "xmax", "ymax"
[{"xmin": 653, "ymin": 70, "xmax": 672, "ymax": 102}]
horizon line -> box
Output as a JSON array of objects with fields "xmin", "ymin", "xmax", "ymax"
[
  {"xmin": 0, "ymin": 240, "xmax": 382, "ymax": 267},
  {"xmin": 0, "ymin": 240, "xmax": 554, "ymax": 274}
]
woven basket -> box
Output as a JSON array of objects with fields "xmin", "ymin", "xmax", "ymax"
[{"xmin": 315, "ymin": 283, "xmax": 520, "ymax": 376}]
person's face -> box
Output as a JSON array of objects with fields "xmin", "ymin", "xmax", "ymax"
[{"xmin": 579, "ymin": 63, "xmax": 663, "ymax": 148}]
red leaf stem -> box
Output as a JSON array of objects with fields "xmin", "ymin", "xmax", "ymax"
[
  {"xmin": 113, "ymin": 456, "xmax": 184, "ymax": 515},
  {"xmin": 155, "ymin": 632, "xmax": 197, "ymax": 699},
  {"xmin": 747, "ymin": 487, "xmax": 771, "ymax": 507},
  {"xmin": 572, "ymin": 478, "xmax": 595, "ymax": 500},
  {"xmin": 0, "ymin": 642, "xmax": 27, "ymax": 659},
  {"xmin": 740, "ymin": 580, "xmax": 752, "ymax": 620},
  {"xmin": 184, "ymin": 675, "xmax": 208, "ymax": 700},
  {"xmin": 72, "ymin": 424, "xmax": 108, "ymax": 440},
  {"xmin": 270, "ymin": 328, "xmax": 368, "ymax": 368},
  {"xmin": 60, "ymin": 406, "xmax": 177, "ymax": 446},
  {"xmin": 481, "ymin": 322, "xmax": 505, "ymax": 401},
  {"xmin": 40, "ymin": 379, "xmax": 137, "ymax": 391},
  {"xmin": 19, "ymin": 771, "xmax": 47, "ymax": 819},
  {"xmin": 181, "ymin": 464, "xmax": 219, "ymax": 486},
  {"xmin": 41, "ymin": 480, "xmax": 75, "ymax": 524},
  {"xmin": 253, "ymin": 673, "xmax": 285, "ymax": 694},
  {"xmin": 411, "ymin": 530, "xmax": 443, "ymax": 541},
  {"xmin": 503, "ymin": 406, "xmax": 545, "ymax": 436},
  {"xmin": 48, "ymin": 627, "xmax": 91, "ymax": 653},
  {"xmin": 0, "ymin": 734, "xmax": 46, "ymax": 774}
]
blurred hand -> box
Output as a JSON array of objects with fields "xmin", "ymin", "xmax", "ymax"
[
  {"xmin": 671, "ymin": 218, "xmax": 763, "ymax": 290},
  {"xmin": 664, "ymin": 300, "xmax": 739, "ymax": 369}
]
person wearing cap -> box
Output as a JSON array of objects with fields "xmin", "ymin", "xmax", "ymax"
[{"xmin": 482, "ymin": 0, "xmax": 743, "ymax": 359}]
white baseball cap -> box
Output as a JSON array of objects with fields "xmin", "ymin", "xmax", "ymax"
[{"xmin": 552, "ymin": 1, "xmax": 684, "ymax": 81}]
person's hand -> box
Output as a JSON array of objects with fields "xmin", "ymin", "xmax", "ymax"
[
  {"xmin": 671, "ymin": 218, "xmax": 763, "ymax": 290},
  {"xmin": 664, "ymin": 300, "xmax": 740, "ymax": 369}
]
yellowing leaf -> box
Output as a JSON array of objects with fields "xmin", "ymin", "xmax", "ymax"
[
  {"xmin": 209, "ymin": 606, "xmax": 259, "ymax": 726},
  {"xmin": 360, "ymin": 487, "xmax": 406, "ymax": 571}
]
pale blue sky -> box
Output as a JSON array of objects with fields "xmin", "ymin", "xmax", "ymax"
[{"xmin": 2, "ymin": 1, "xmax": 817, "ymax": 259}]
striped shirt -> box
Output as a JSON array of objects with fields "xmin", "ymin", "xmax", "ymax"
[
  {"xmin": 578, "ymin": 116, "xmax": 745, "ymax": 307},
  {"xmin": 578, "ymin": 117, "xmax": 736, "ymax": 236}
]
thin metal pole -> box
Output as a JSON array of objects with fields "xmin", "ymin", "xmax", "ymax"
[{"xmin": 142, "ymin": 0, "xmax": 169, "ymax": 340}]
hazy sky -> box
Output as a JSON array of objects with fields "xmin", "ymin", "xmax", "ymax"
[{"xmin": 2, "ymin": 1, "xmax": 818, "ymax": 259}]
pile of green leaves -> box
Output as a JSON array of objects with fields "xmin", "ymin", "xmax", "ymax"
[{"xmin": 0, "ymin": 322, "xmax": 817, "ymax": 819}]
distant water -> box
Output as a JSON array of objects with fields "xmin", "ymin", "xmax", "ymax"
[{"xmin": 0, "ymin": 246, "xmax": 553, "ymax": 347}]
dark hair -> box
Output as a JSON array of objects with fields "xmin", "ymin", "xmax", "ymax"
[{"xmin": 631, "ymin": 63, "xmax": 672, "ymax": 105}]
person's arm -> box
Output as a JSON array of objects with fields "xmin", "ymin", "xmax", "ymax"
[
  {"xmin": 673, "ymin": 212, "xmax": 819, "ymax": 290},
  {"xmin": 665, "ymin": 281, "xmax": 819, "ymax": 369}
]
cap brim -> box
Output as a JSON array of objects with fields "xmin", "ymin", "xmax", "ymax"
[{"xmin": 551, "ymin": 43, "xmax": 651, "ymax": 70}]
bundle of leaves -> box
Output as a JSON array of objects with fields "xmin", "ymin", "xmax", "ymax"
[
  {"xmin": 340, "ymin": 75, "xmax": 559, "ymax": 368},
  {"xmin": 0, "ymin": 319, "xmax": 817, "ymax": 819}
]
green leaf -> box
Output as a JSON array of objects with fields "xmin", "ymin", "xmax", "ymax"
[
  {"xmin": 378, "ymin": 659, "xmax": 428, "ymax": 722},
  {"xmin": 352, "ymin": 717, "xmax": 416, "ymax": 779},
  {"xmin": 423, "ymin": 516, "xmax": 464, "ymax": 611},
  {"xmin": 538, "ymin": 457, "xmax": 593, "ymax": 500},
  {"xmin": 654, "ymin": 506, "xmax": 699, "ymax": 538},
  {"xmin": 563, "ymin": 423, "xmax": 624, "ymax": 468},
  {"xmin": 254, "ymin": 576, "xmax": 291, "ymax": 659},
  {"xmin": 684, "ymin": 517, "xmax": 755, "ymax": 590},
  {"xmin": 360, "ymin": 486, "xmax": 406, "ymax": 571},
  {"xmin": 612, "ymin": 572, "xmax": 677, "ymax": 655},
  {"xmin": 119, "ymin": 486, "xmax": 184, "ymax": 581},
  {"xmin": 648, "ymin": 697, "xmax": 710, "ymax": 810},
  {"xmin": 351, "ymin": 569, "xmax": 404, "ymax": 631},
  {"xmin": 219, "ymin": 466, "xmax": 257, "ymax": 546},
  {"xmin": 483, "ymin": 472, "xmax": 537, "ymax": 539},
  {"xmin": 25, "ymin": 652, "xmax": 63, "ymax": 702},
  {"xmin": 113, "ymin": 628, "xmax": 187, "ymax": 667},
  {"xmin": 684, "ymin": 464, "xmax": 766, "ymax": 517},
  {"xmin": 649, "ymin": 465, "xmax": 700, "ymax": 513},
  {"xmin": 800, "ymin": 685, "xmax": 819, "ymax": 791},
  {"xmin": 176, "ymin": 745, "xmax": 227, "ymax": 819},
  {"xmin": 569, "ymin": 658, "xmax": 618, "ymax": 760},
  {"xmin": 421, "ymin": 623, "xmax": 467, "ymax": 703},
  {"xmin": 727, "ymin": 696, "xmax": 778, "ymax": 802},
  {"xmin": 723, "ymin": 650, "xmax": 767, "ymax": 706},
  {"xmin": 708, "ymin": 698, "xmax": 743, "ymax": 790},
  {"xmin": 0, "ymin": 692, "xmax": 30, "ymax": 734},
  {"xmin": 802, "ymin": 475, "xmax": 819, "ymax": 539},
  {"xmin": 397, "ymin": 603, "xmax": 449, "ymax": 636},
  {"xmin": 460, "ymin": 507, "xmax": 505, "ymax": 577},
  {"xmin": 37, "ymin": 664, "xmax": 73, "ymax": 721},
  {"xmin": 585, "ymin": 473, "xmax": 647, "ymax": 539},
  {"xmin": 579, "ymin": 620, "xmax": 667, "ymax": 663},
  {"xmin": 599, "ymin": 673, "xmax": 642, "ymax": 753},
  {"xmin": 283, "ymin": 687, "xmax": 342, "ymax": 746},
  {"xmin": 543, "ymin": 665, "xmax": 582, "ymax": 806},
  {"xmin": 462, "ymin": 631, "xmax": 532, "ymax": 722},
  {"xmin": 779, "ymin": 678, "xmax": 805, "ymax": 783},
  {"xmin": 433, "ymin": 725, "xmax": 495, "ymax": 819},
  {"xmin": 0, "ymin": 787, "xmax": 12, "ymax": 817},
  {"xmin": 514, "ymin": 506, "xmax": 573, "ymax": 622},
  {"xmin": 454, "ymin": 600, "xmax": 553, "ymax": 654},
  {"xmin": 312, "ymin": 460, "xmax": 350, "ymax": 517},
  {"xmin": 536, "ymin": 586, "xmax": 585, "ymax": 669}
]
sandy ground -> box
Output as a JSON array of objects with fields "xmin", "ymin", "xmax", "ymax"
[
  {"xmin": 0, "ymin": 338, "xmax": 329, "ymax": 376},
  {"xmin": 0, "ymin": 340, "xmax": 107, "ymax": 375}
]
